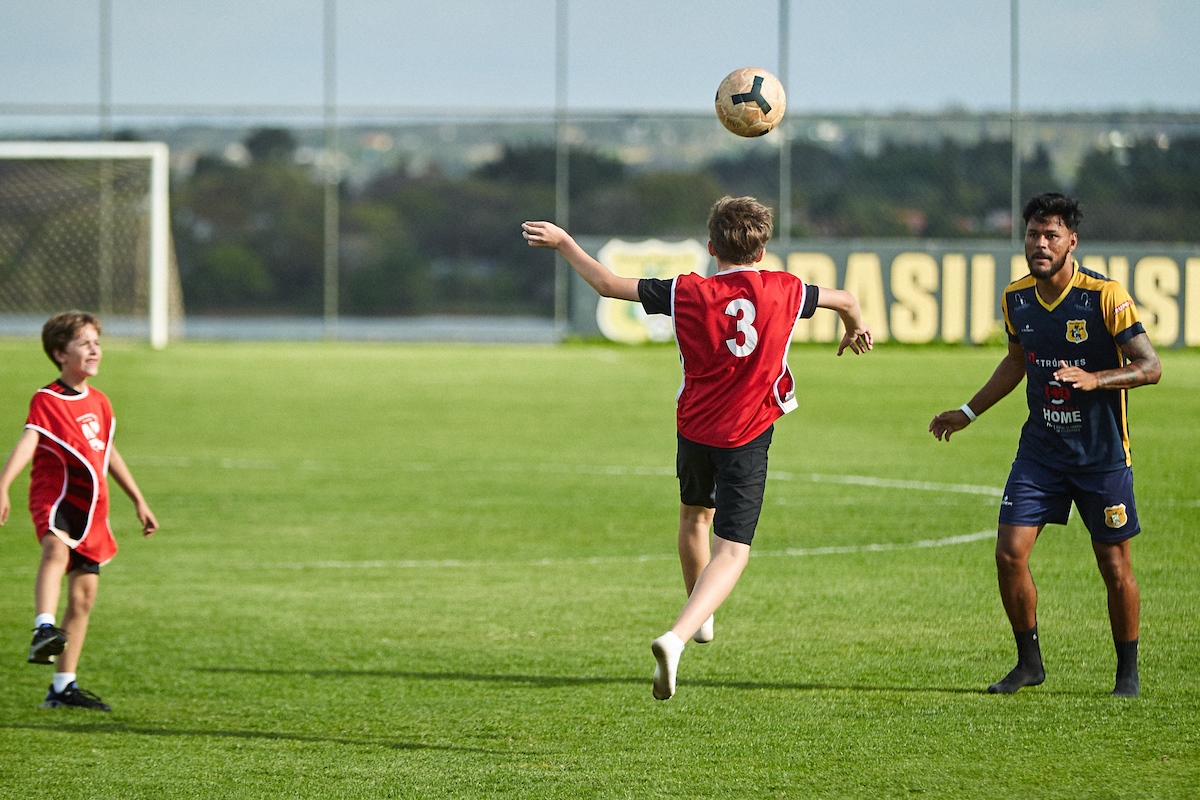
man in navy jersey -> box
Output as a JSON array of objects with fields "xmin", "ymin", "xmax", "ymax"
[
  {"xmin": 524, "ymin": 196, "xmax": 872, "ymax": 700},
  {"xmin": 930, "ymin": 193, "xmax": 1161, "ymax": 697}
]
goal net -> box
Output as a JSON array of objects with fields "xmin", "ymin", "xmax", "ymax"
[{"xmin": 0, "ymin": 141, "xmax": 182, "ymax": 348}]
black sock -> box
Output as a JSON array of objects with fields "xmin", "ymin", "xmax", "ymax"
[
  {"xmin": 1015, "ymin": 625, "xmax": 1043, "ymax": 671},
  {"xmin": 1115, "ymin": 638, "xmax": 1139, "ymax": 680},
  {"xmin": 1112, "ymin": 638, "xmax": 1139, "ymax": 696},
  {"xmin": 987, "ymin": 626, "xmax": 1046, "ymax": 693}
]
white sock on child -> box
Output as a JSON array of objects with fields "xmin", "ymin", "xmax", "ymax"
[
  {"xmin": 35, "ymin": 613, "xmax": 56, "ymax": 628},
  {"xmin": 52, "ymin": 672, "xmax": 76, "ymax": 693}
]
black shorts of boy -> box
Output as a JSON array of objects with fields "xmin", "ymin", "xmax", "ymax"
[
  {"xmin": 998, "ymin": 457, "xmax": 1140, "ymax": 544},
  {"xmin": 50, "ymin": 544, "xmax": 100, "ymax": 575},
  {"xmin": 68, "ymin": 548, "xmax": 101, "ymax": 575},
  {"xmin": 676, "ymin": 426, "xmax": 773, "ymax": 546}
]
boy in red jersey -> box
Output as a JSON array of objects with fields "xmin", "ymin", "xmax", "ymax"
[
  {"xmin": 0, "ymin": 311, "xmax": 158, "ymax": 711},
  {"xmin": 524, "ymin": 196, "xmax": 872, "ymax": 699}
]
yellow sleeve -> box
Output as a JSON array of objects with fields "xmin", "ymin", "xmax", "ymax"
[{"xmin": 1101, "ymin": 280, "xmax": 1142, "ymax": 343}]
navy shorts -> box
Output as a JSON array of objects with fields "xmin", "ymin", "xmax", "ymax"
[
  {"xmin": 676, "ymin": 426, "xmax": 772, "ymax": 546},
  {"xmin": 999, "ymin": 457, "xmax": 1140, "ymax": 543}
]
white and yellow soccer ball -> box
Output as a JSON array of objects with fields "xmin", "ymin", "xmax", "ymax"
[{"xmin": 715, "ymin": 67, "xmax": 787, "ymax": 137}]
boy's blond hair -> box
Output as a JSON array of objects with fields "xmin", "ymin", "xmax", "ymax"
[
  {"xmin": 42, "ymin": 311, "xmax": 102, "ymax": 368},
  {"xmin": 707, "ymin": 196, "xmax": 773, "ymax": 265}
]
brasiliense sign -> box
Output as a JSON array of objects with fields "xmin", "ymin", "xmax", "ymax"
[{"xmin": 571, "ymin": 238, "xmax": 1200, "ymax": 348}]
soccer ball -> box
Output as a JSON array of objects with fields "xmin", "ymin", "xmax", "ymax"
[{"xmin": 715, "ymin": 67, "xmax": 786, "ymax": 137}]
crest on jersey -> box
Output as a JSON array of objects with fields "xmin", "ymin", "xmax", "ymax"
[
  {"xmin": 76, "ymin": 412, "xmax": 106, "ymax": 452},
  {"xmin": 1104, "ymin": 503, "xmax": 1128, "ymax": 528},
  {"xmin": 1066, "ymin": 319, "xmax": 1088, "ymax": 344},
  {"xmin": 594, "ymin": 238, "xmax": 710, "ymax": 344}
]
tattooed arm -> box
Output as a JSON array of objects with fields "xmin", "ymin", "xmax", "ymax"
[{"xmin": 1053, "ymin": 332, "xmax": 1162, "ymax": 391}]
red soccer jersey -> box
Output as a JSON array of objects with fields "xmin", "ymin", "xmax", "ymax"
[
  {"xmin": 25, "ymin": 382, "xmax": 118, "ymax": 565},
  {"xmin": 642, "ymin": 269, "xmax": 816, "ymax": 448}
]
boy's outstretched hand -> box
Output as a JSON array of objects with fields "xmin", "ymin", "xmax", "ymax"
[
  {"xmin": 837, "ymin": 323, "xmax": 874, "ymax": 356},
  {"xmin": 522, "ymin": 221, "xmax": 568, "ymax": 250}
]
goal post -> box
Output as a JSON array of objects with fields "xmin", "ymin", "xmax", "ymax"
[{"xmin": 0, "ymin": 141, "xmax": 176, "ymax": 349}]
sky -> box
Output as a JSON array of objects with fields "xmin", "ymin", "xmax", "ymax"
[{"xmin": 0, "ymin": 0, "xmax": 1197, "ymax": 118}]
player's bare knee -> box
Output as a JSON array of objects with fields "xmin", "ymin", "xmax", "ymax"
[
  {"xmin": 1093, "ymin": 544, "xmax": 1134, "ymax": 585},
  {"xmin": 1098, "ymin": 562, "xmax": 1137, "ymax": 593},
  {"xmin": 994, "ymin": 546, "xmax": 1027, "ymax": 574},
  {"xmin": 67, "ymin": 576, "xmax": 98, "ymax": 614},
  {"xmin": 39, "ymin": 536, "xmax": 69, "ymax": 566},
  {"xmin": 679, "ymin": 504, "xmax": 713, "ymax": 526},
  {"xmin": 67, "ymin": 595, "xmax": 96, "ymax": 619}
]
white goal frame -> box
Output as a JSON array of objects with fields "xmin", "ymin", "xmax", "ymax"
[{"xmin": 0, "ymin": 141, "xmax": 172, "ymax": 349}]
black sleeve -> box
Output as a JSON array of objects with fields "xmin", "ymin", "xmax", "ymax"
[
  {"xmin": 638, "ymin": 278, "xmax": 673, "ymax": 316},
  {"xmin": 800, "ymin": 284, "xmax": 820, "ymax": 319}
]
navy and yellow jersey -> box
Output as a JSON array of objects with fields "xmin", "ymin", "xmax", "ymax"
[{"xmin": 1002, "ymin": 261, "xmax": 1145, "ymax": 472}]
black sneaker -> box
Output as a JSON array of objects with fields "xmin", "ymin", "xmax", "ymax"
[
  {"xmin": 40, "ymin": 683, "xmax": 111, "ymax": 711},
  {"xmin": 1112, "ymin": 672, "xmax": 1140, "ymax": 697},
  {"xmin": 28, "ymin": 625, "xmax": 67, "ymax": 664}
]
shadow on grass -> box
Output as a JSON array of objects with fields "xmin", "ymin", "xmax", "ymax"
[
  {"xmin": 0, "ymin": 721, "xmax": 511, "ymax": 755},
  {"xmin": 198, "ymin": 666, "xmax": 996, "ymax": 695}
]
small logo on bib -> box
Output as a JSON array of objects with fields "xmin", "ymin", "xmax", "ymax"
[{"xmin": 76, "ymin": 413, "xmax": 106, "ymax": 452}]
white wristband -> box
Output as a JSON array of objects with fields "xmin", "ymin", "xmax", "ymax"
[{"xmin": 959, "ymin": 403, "xmax": 977, "ymax": 422}]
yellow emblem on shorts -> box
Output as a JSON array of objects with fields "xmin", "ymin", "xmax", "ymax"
[
  {"xmin": 1066, "ymin": 319, "xmax": 1088, "ymax": 343},
  {"xmin": 1104, "ymin": 504, "xmax": 1128, "ymax": 528}
]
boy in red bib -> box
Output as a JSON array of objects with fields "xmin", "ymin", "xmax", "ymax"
[
  {"xmin": 524, "ymin": 197, "xmax": 872, "ymax": 699},
  {"xmin": 0, "ymin": 311, "xmax": 158, "ymax": 711}
]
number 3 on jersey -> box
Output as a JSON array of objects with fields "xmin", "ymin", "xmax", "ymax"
[{"xmin": 724, "ymin": 298, "xmax": 758, "ymax": 357}]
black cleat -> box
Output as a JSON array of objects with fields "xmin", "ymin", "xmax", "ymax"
[
  {"xmin": 28, "ymin": 625, "xmax": 67, "ymax": 664},
  {"xmin": 987, "ymin": 664, "xmax": 1046, "ymax": 694},
  {"xmin": 1112, "ymin": 673, "xmax": 1140, "ymax": 697},
  {"xmin": 40, "ymin": 683, "xmax": 111, "ymax": 711}
]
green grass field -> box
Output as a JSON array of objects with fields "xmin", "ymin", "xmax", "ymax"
[{"xmin": 0, "ymin": 339, "xmax": 1196, "ymax": 799}]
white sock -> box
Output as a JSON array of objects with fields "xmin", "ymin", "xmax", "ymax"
[
  {"xmin": 651, "ymin": 632, "xmax": 686, "ymax": 700},
  {"xmin": 52, "ymin": 672, "xmax": 76, "ymax": 693},
  {"xmin": 35, "ymin": 613, "xmax": 56, "ymax": 628}
]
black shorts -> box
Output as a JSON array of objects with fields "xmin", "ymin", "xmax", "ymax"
[
  {"xmin": 68, "ymin": 549, "xmax": 101, "ymax": 575},
  {"xmin": 676, "ymin": 426, "xmax": 773, "ymax": 546}
]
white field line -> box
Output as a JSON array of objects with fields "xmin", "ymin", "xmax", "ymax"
[
  {"xmin": 752, "ymin": 529, "xmax": 996, "ymax": 559},
  {"xmin": 122, "ymin": 456, "xmax": 1007, "ymax": 571},
  {"xmin": 250, "ymin": 530, "xmax": 997, "ymax": 571},
  {"xmin": 768, "ymin": 471, "xmax": 1003, "ymax": 497},
  {"xmin": 126, "ymin": 456, "xmax": 1198, "ymax": 506},
  {"xmin": 129, "ymin": 455, "xmax": 1004, "ymax": 497}
]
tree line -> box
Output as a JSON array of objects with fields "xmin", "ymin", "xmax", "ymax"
[{"xmin": 172, "ymin": 127, "xmax": 1200, "ymax": 316}]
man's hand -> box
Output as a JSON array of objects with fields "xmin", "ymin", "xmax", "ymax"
[
  {"xmin": 1053, "ymin": 360, "xmax": 1099, "ymax": 391},
  {"xmin": 522, "ymin": 221, "xmax": 568, "ymax": 250},
  {"xmin": 929, "ymin": 409, "xmax": 971, "ymax": 441}
]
